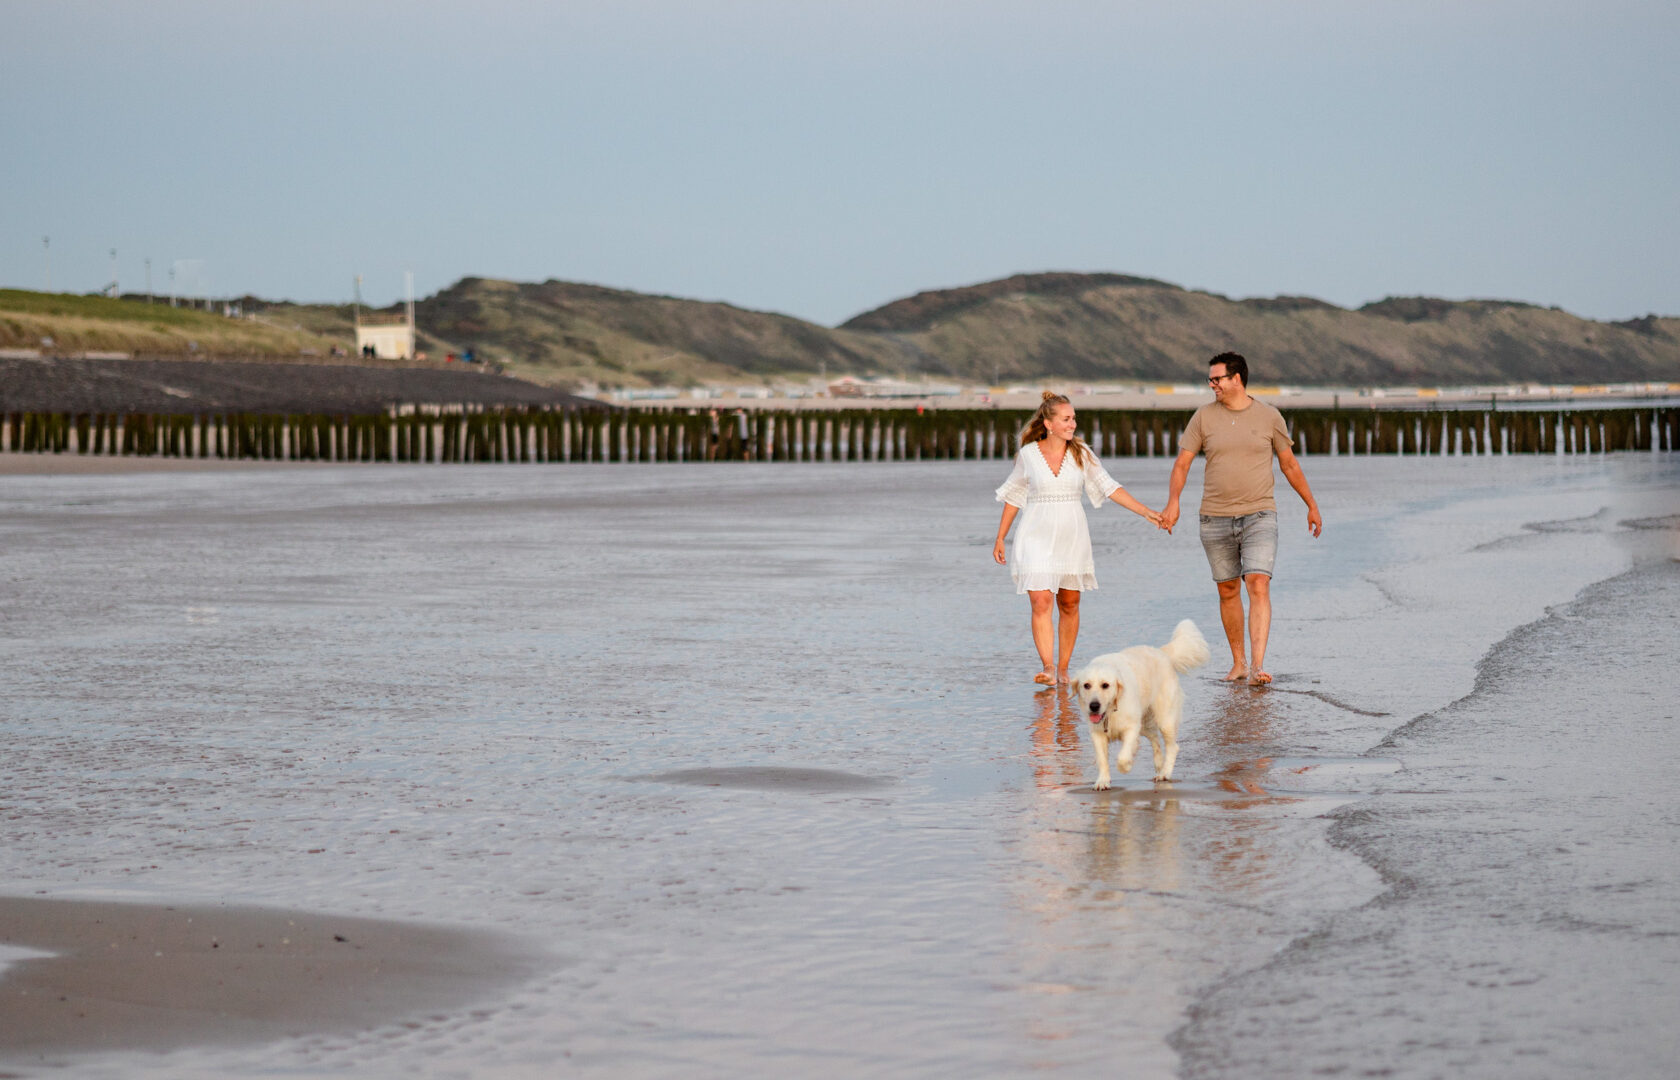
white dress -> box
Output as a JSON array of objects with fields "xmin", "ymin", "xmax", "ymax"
[{"xmin": 995, "ymin": 441, "xmax": 1123, "ymax": 594}]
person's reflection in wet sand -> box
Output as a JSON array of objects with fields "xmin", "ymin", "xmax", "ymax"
[
  {"xmin": 1190, "ymin": 685, "xmax": 1298, "ymax": 893},
  {"xmin": 1028, "ymin": 685, "xmax": 1087, "ymax": 790},
  {"xmin": 1204, "ymin": 680, "xmax": 1285, "ymax": 794}
]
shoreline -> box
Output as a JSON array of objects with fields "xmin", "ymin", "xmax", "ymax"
[
  {"xmin": 0, "ymin": 895, "xmax": 535, "ymax": 1058},
  {"xmin": 1169, "ymin": 507, "xmax": 1680, "ymax": 1076}
]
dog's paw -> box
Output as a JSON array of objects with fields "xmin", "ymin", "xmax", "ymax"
[
  {"xmin": 1093, "ymin": 778, "xmax": 1111, "ymax": 791},
  {"xmin": 1153, "ymin": 773, "xmax": 1174, "ymax": 782},
  {"xmin": 1117, "ymin": 758, "xmax": 1134, "ymax": 774}
]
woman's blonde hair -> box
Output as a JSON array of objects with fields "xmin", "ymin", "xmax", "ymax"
[{"xmin": 1020, "ymin": 391, "xmax": 1088, "ymax": 467}]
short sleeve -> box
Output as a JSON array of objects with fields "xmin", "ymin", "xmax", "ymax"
[
  {"xmin": 995, "ymin": 451, "xmax": 1029, "ymax": 507},
  {"xmin": 1081, "ymin": 451, "xmax": 1122, "ymax": 508},
  {"xmin": 1180, "ymin": 409, "xmax": 1206, "ymax": 455},
  {"xmin": 1269, "ymin": 408, "xmax": 1292, "ymax": 455}
]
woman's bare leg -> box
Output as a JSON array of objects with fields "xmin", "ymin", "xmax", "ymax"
[
  {"xmin": 1029, "ymin": 590, "xmax": 1056, "ymax": 683},
  {"xmin": 1055, "ymin": 588, "xmax": 1081, "ymax": 682}
]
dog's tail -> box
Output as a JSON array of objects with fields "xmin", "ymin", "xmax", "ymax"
[{"xmin": 1161, "ymin": 619, "xmax": 1211, "ymax": 674}]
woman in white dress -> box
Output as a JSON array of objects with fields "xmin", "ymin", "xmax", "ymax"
[{"xmin": 992, "ymin": 392, "xmax": 1163, "ymax": 686}]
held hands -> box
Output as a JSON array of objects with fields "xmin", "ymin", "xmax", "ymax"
[{"xmin": 1158, "ymin": 501, "xmax": 1179, "ymax": 534}]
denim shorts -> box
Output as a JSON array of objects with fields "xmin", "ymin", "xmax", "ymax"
[{"xmin": 1199, "ymin": 510, "xmax": 1278, "ymax": 582}]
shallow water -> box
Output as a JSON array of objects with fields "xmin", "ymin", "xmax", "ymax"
[{"xmin": 1, "ymin": 454, "xmax": 1676, "ymax": 1077}]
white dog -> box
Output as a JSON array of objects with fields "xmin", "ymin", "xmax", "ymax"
[{"xmin": 1073, "ymin": 620, "xmax": 1210, "ymax": 788}]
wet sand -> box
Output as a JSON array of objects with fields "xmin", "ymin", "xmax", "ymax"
[
  {"xmin": 0, "ymin": 898, "xmax": 533, "ymax": 1057},
  {"xmin": 1173, "ymin": 528, "xmax": 1680, "ymax": 1078},
  {"xmin": 1, "ymin": 454, "xmax": 1676, "ymax": 1076}
]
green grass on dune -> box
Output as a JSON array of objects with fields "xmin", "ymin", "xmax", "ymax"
[{"xmin": 0, "ymin": 289, "xmax": 238, "ymax": 329}]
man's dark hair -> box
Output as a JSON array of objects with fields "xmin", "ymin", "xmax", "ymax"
[{"xmin": 1210, "ymin": 352, "xmax": 1248, "ymax": 387}]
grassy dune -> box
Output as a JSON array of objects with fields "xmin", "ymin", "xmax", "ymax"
[
  {"xmin": 842, "ymin": 277, "xmax": 1680, "ymax": 386},
  {"xmin": 0, "ymin": 290, "xmax": 346, "ymax": 356},
  {"xmin": 413, "ymin": 277, "xmax": 914, "ymax": 389},
  {"xmin": 412, "ymin": 275, "xmax": 1680, "ymax": 388},
  {"xmin": 7, "ymin": 276, "xmax": 1678, "ymax": 388}
]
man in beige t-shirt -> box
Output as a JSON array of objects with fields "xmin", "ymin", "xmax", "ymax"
[{"xmin": 1162, "ymin": 352, "xmax": 1322, "ymax": 685}]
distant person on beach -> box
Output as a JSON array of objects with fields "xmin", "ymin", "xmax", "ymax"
[
  {"xmin": 994, "ymin": 392, "xmax": 1165, "ymax": 686},
  {"xmin": 1161, "ymin": 353, "xmax": 1322, "ymax": 686}
]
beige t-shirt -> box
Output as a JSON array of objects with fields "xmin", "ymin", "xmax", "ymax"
[{"xmin": 1180, "ymin": 399, "xmax": 1293, "ymax": 516}]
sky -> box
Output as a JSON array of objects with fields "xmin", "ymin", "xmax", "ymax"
[{"xmin": 4, "ymin": 0, "xmax": 1677, "ymax": 323}]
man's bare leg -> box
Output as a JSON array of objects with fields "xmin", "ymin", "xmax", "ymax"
[
  {"xmin": 1029, "ymin": 590, "xmax": 1057, "ymax": 684},
  {"xmin": 1055, "ymin": 588, "xmax": 1081, "ymax": 683},
  {"xmin": 1245, "ymin": 572, "xmax": 1273, "ymax": 685},
  {"xmin": 1216, "ymin": 578, "xmax": 1247, "ymax": 681}
]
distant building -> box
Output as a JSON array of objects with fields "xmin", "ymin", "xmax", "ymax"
[
  {"xmin": 351, "ymin": 273, "xmax": 418, "ymax": 360},
  {"xmin": 828, "ymin": 375, "xmax": 960, "ymax": 399},
  {"xmin": 355, "ymin": 311, "xmax": 415, "ymax": 360}
]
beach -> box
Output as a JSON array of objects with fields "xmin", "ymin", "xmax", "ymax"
[{"xmin": 1, "ymin": 452, "xmax": 1676, "ymax": 1077}]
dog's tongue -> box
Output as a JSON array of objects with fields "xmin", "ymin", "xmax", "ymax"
[{"xmin": 1088, "ymin": 713, "xmax": 1102, "ymax": 724}]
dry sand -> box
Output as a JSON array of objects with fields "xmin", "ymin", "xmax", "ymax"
[
  {"xmin": 0, "ymin": 452, "xmax": 332, "ymax": 475},
  {"xmin": 0, "ymin": 355, "xmax": 598, "ymax": 415},
  {"xmin": 0, "ymin": 897, "xmax": 535, "ymax": 1057}
]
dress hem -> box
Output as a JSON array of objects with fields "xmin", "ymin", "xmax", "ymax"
[{"xmin": 1012, "ymin": 573, "xmax": 1098, "ymax": 594}]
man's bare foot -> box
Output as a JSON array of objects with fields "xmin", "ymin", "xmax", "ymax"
[
  {"xmin": 1055, "ymin": 670, "xmax": 1070, "ymax": 686},
  {"xmin": 1248, "ymin": 670, "xmax": 1273, "ymax": 686},
  {"xmin": 1221, "ymin": 663, "xmax": 1248, "ymax": 682},
  {"xmin": 1034, "ymin": 669, "xmax": 1056, "ymax": 685}
]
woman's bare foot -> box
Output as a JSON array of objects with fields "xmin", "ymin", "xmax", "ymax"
[
  {"xmin": 1221, "ymin": 663, "xmax": 1248, "ymax": 682},
  {"xmin": 1034, "ymin": 669, "xmax": 1057, "ymax": 686},
  {"xmin": 1248, "ymin": 670, "xmax": 1273, "ymax": 686},
  {"xmin": 1055, "ymin": 669, "xmax": 1070, "ymax": 686}
]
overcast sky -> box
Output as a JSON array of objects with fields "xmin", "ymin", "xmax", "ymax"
[{"xmin": 4, "ymin": 0, "xmax": 1676, "ymax": 322}]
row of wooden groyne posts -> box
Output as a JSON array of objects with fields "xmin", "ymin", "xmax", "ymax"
[{"xmin": 3, "ymin": 404, "xmax": 1677, "ymax": 462}]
